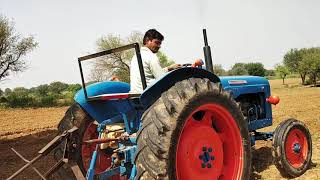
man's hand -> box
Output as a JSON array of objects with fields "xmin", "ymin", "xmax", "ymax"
[{"xmin": 166, "ymin": 63, "xmax": 182, "ymax": 71}]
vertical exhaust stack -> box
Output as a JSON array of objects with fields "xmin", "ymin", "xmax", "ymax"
[{"xmin": 203, "ymin": 29, "xmax": 214, "ymax": 73}]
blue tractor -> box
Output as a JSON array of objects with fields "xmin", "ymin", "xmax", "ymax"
[{"xmin": 53, "ymin": 29, "xmax": 312, "ymax": 180}]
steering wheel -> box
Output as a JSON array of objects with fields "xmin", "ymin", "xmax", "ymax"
[{"xmin": 182, "ymin": 59, "xmax": 204, "ymax": 67}]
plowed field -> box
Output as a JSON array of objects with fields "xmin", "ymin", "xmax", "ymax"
[{"xmin": 0, "ymin": 78, "xmax": 319, "ymax": 179}]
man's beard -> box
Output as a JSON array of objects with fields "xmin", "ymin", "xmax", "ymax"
[{"xmin": 152, "ymin": 48, "xmax": 159, "ymax": 53}]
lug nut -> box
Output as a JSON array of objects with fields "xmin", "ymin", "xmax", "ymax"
[
  {"xmin": 201, "ymin": 163, "xmax": 206, "ymax": 168},
  {"xmin": 207, "ymin": 163, "xmax": 212, "ymax": 168},
  {"xmin": 199, "ymin": 155, "xmax": 203, "ymax": 160}
]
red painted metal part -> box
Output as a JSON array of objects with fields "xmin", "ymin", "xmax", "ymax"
[
  {"xmin": 81, "ymin": 122, "xmax": 121, "ymax": 179},
  {"xmin": 101, "ymin": 94, "xmax": 130, "ymax": 100},
  {"xmin": 176, "ymin": 103, "xmax": 243, "ymax": 180},
  {"xmin": 285, "ymin": 129, "xmax": 308, "ymax": 168},
  {"xmin": 87, "ymin": 93, "xmax": 141, "ymax": 101},
  {"xmin": 266, "ymin": 95, "xmax": 280, "ymax": 105},
  {"xmin": 192, "ymin": 59, "xmax": 204, "ymax": 67}
]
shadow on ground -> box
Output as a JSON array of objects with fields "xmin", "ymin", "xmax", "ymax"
[
  {"xmin": 250, "ymin": 146, "xmax": 274, "ymax": 180},
  {"xmin": 0, "ymin": 130, "xmax": 62, "ymax": 180}
]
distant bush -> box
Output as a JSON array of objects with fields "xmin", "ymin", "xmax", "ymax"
[
  {"xmin": 40, "ymin": 95, "xmax": 57, "ymax": 107},
  {"xmin": 6, "ymin": 94, "xmax": 36, "ymax": 108},
  {"xmin": 0, "ymin": 81, "xmax": 82, "ymax": 108},
  {"xmin": 304, "ymin": 77, "xmax": 319, "ymax": 86},
  {"xmin": 56, "ymin": 98, "xmax": 74, "ymax": 106}
]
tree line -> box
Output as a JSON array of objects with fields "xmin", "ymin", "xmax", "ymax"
[{"xmin": 0, "ymin": 82, "xmax": 81, "ymax": 108}]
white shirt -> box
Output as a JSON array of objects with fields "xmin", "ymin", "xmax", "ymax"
[{"xmin": 130, "ymin": 47, "xmax": 166, "ymax": 93}]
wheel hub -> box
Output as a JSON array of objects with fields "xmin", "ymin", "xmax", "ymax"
[
  {"xmin": 199, "ymin": 147, "xmax": 215, "ymax": 168},
  {"xmin": 293, "ymin": 143, "xmax": 301, "ymax": 154}
]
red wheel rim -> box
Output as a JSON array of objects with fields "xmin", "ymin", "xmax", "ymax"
[
  {"xmin": 81, "ymin": 122, "xmax": 121, "ymax": 179},
  {"xmin": 285, "ymin": 128, "xmax": 308, "ymax": 168},
  {"xmin": 176, "ymin": 103, "xmax": 243, "ymax": 180}
]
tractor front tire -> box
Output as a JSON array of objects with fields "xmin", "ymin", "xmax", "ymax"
[
  {"xmin": 272, "ymin": 118, "xmax": 312, "ymax": 177},
  {"xmin": 135, "ymin": 78, "xmax": 251, "ymax": 180}
]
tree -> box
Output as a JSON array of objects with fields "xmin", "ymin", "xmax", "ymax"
[
  {"xmin": 0, "ymin": 15, "xmax": 38, "ymax": 81},
  {"xmin": 283, "ymin": 48, "xmax": 308, "ymax": 84},
  {"xmin": 67, "ymin": 84, "xmax": 82, "ymax": 93},
  {"xmin": 157, "ymin": 51, "xmax": 174, "ymax": 68},
  {"xmin": 213, "ymin": 64, "xmax": 226, "ymax": 76},
  {"xmin": 283, "ymin": 49, "xmax": 302, "ymax": 72},
  {"xmin": 91, "ymin": 31, "xmax": 174, "ymax": 83},
  {"xmin": 90, "ymin": 33, "xmax": 140, "ymax": 83},
  {"xmin": 229, "ymin": 63, "xmax": 248, "ymax": 75},
  {"xmin": 4, "ymin": 88, "xmax": 12, "ymax": 96},
  {"xmin": 12, "ymin": 87, "xmax": 29, "ymax": 98},
  {"xmin": 37, "ymin": 84, "xmax": 49, "ymax": 96},
  {"xmin": 12, "ymin": 87, "xmax": 29, "ymax": 95},
  {"xmin": 275, "ymin": 64, "xmax": 290, "ymax": 84},
  {"xmin": 49, "ymin": 81, "xmax": 68, "ymax": 94},
  {"xmin": 0, "ymin": 88, "xmax": 3, "ymax": 96},
  {"xmin": 302, "ymin": 49, "xmax": 320, "ymax": 87},
  {"xmin": 245, "ymin": 62, "xmax": 266, "ymax": 77}
]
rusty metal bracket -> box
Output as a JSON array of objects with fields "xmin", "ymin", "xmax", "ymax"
[{"xmin": 7, "ymin": 126, "xmax": 85, "ymax": 180}]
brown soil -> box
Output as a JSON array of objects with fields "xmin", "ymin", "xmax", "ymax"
[
  {"xmin": 0, "ymin": 107, "xmax": 68, "ymax": 180},
  {"xmin": 0, "ymin": 79, "xmax": 319, "ymax": 179}
]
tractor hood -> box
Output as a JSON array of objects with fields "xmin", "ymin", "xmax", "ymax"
[
  {"xmin": 219, "ymin": 76, "xmax": 270, "ymax": 99},
  {"xmin": 219, "ymin": 76, "xmax": 269, "ymax": 87}
]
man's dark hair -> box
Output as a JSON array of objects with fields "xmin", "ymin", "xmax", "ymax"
[{"xmin": 143, "ymin": 29, "xmax": 164, "ymax": 45}]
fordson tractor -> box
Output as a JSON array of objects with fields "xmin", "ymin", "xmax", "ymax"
[{"xmin": 7, "ymin": 29, "xmax": 312, "ymax": 180}]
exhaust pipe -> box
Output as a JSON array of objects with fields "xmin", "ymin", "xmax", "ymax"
[{"xmin": 203, "ymin": 29, "xmax": 214, "ymax": 73}]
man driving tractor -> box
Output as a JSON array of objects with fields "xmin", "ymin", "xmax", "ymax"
[{"xmin": 130, "ymin": 29, "xmax": 181, "ymax": 92}]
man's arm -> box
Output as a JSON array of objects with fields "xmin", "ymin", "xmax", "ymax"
[
  {"xmin": 165, "ymin": 64, "xmax": 182, "ymax": 71},
  {"xmin": 149, "ymin": 56, "xmax": 182, "ymax": 79},
  {"xmin": 149, "ymin": 56, "xmax": 167, "ymax": 79}
]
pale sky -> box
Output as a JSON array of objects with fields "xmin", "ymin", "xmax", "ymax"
[{"xmin": 1, "ymin": 0, "xmax": 319, "ymax": 89}]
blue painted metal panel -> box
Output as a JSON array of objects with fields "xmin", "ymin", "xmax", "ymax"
[
  {"xmin": 219, "ymin": 76, "xmax": 269, "ymax": 88},
  {"xmin": 219, "ymin": 76, "xmax": 273, "ymax": 130},
  {"xmin": 74, "ymin": 81, "xmax": 136, "ymax": 124},
  {"xmin": 219, "ymin": 76, "xmax": 270, "ymax": 99},
  {"xmin": 248, "ymin": 118, "xmax": 272, "ymax": 131}
]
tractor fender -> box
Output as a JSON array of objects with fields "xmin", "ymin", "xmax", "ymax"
[
  {"xmin": 74, "ymin": 81, "xmax": 134, "ymax": 123},
  {"xmin": 140, "ymin": 67, "xmax": 220, "ymax": 109}
]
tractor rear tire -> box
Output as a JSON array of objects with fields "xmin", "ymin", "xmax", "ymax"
[
  {"xmin": 53, "ymin": 103, "xmax": 93, "ymax": 179},
  {"xmin": 54, "ymin": 103, "xmax": 119, "ymax": 179},
  {"xmin": 135, "ymin": 78, "xmax": 251, "ymax": 180},
  {"xmin": 272, "ymin": 118, "xmax": 312, "ymax": 177}
]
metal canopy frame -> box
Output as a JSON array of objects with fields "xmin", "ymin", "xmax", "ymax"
[{"xmin": 77, "ymin": 43, "xmax": 146, "ymax": 100}]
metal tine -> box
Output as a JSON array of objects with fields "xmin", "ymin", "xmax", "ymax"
[
  {"xmin": 10, "ymin": 148, "xmax": 47, "ymax": 180},
  {"xmin": 31, "ymin": 167, "xmax": 47, "ymax": 180},
  {"xmin": 11, "ymin": 148, "xmax": 29, "ymax": 163}
]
